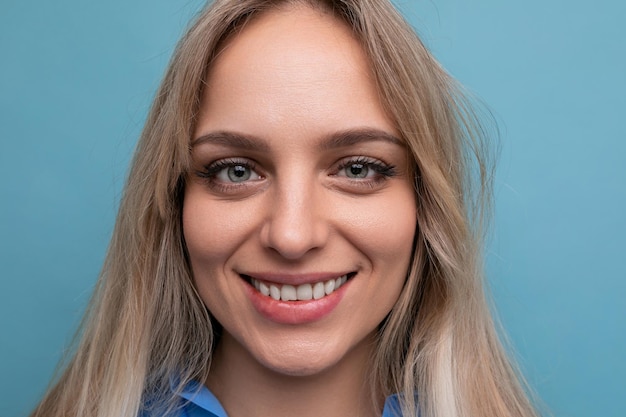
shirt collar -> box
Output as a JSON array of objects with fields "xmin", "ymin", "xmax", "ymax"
[{"xmin": 177, "ymin": 380, "xmax": 229, "ymax": 417}]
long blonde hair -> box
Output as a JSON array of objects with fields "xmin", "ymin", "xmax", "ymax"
[{"xmin": 31, "ymin": 1, "xmax": 538, "ymax": 416}]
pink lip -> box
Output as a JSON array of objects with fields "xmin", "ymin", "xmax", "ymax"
[{"xmin": 242, "ymin": 274, "xmax": 352, "ymax": 324}]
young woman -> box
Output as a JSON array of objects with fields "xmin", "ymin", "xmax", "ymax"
[{"xmin": 31, "ymin": 1, "xmax": 540, "ymax": 416}]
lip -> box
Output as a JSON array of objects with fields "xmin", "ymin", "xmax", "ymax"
[{"xmin": 241, "ymin": 272, "xmax": 355, "ymax": 324}]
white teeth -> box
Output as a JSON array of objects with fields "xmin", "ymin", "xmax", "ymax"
[
  {"xmin": 335, "ymin": 277, "xmax": 342, "ymax": 289},
  {"xmin": 296, "ymin": 283, "xmax": 313, "ymax": 300},
  {"xmin": 281, "ymin": 284, "xmax": 297, "ymax": 301},
  {"xmin": 324, "ymin": 279, "xmax": 335, "ymax": 295},
  {"xmin": 313, "ymin": 282, "xmax": 325, "ymax": 299},
  {"xmin": 269, "ymin": 284, "xmax": 281, "ymax": 300},
  {"xmin": 251, "ymin": 274, "xmax": 351, "ymax": 301}
]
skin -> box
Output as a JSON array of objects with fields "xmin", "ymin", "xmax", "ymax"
[{"xmin": 182, "ymin": 4, "xmax": 417, "ymax": 417}]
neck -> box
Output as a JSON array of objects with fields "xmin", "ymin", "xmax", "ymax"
[{"xmin": 206, "ymin": 332, "xmax": 381, "ymax": 417}]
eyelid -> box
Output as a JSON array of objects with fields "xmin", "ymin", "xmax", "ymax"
[
  {"xmin": 195, "ymin": 157, "xmax": 265, "ymax": 195},
  {"xmin": 197, "ymin": 157, "xmax": 260, "ymax": 178},
  {"xmin": 333, "ymin": 156, "xmax": 397, "ymax": 178}
]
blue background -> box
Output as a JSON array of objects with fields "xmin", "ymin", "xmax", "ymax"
[{"xmin": 1, "ymin": 0, "xmax": 624, "ymax": 416}]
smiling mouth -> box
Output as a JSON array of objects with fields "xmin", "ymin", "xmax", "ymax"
[{"xmin": 242, "ymin": 273, "xmax": 355, "ymax": 301}]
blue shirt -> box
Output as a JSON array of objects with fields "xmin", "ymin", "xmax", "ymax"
[{"xmin": 166, "ymin": 380, "xmax": 404, "ymax": 417}]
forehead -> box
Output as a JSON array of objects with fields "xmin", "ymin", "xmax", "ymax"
[
  {"xmin": 209, "ymin": 5, "xmax": 368, "ymax": 96},
  {"xmin": 213, "ymin": 4, "xmax": 363, "ymax": 77},
  {"xmin": 194, "ymin": 4, "xmax": 398, "ymax": 139}
]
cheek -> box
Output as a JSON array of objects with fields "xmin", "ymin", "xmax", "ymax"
[
  {"xmin": 340, "ymin": 190, "xmax": 417, "ymax": 266},
  {"xmin": 182, "ymin": 186, "xmax": 255, "ymax": 316},
  {"xmin": 182, "ymin": 185, "xmax": 257, "ymax": 265},
  {"xmin": 183, "ymin": 201, "xmax": 225, "ymax": 265}
]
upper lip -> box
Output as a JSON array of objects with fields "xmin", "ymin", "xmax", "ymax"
[{"xmin": 239, "ymin": 271, "xmax": 354, "ymax": 286}]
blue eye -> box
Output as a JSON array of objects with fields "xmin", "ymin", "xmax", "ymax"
[
  {"xmin": 344, "ymin": 162, "xmax": 370, "ymax": 179},
  {"xmin": 197, "ymin": 158, "xmax": 262, "ymax": 184},
  {"xmin": 220, "ymin": 164, "xmax": 257, "ymax": 182},
  {"xmin": 336, "ymin": 157, "xmax": 396, "ymax": 181}
]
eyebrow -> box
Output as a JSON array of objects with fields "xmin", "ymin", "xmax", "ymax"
[
  {"xmin": 318, "ymin": 128, "xmax": 404, "ymax": 150},
  {"xmin": 191, "ymin": 131, "xmax": 271, "ymax": 152},
  {"xmin": 191, "ymin": 128, "xmax": 404, "ymax": 151}
]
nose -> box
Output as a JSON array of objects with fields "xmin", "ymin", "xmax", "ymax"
[{"xmin": 260, "ymin": 178, "xmax": 329, "ymax": 260}]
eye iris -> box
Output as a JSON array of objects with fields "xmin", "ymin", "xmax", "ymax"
[
  {"xmin": 348, "ymin": 163, "xmax": 368, "ymax": 178},
  {"xmin": 227, "ymin": 165, "xmax": 251, "ymax": 182}
]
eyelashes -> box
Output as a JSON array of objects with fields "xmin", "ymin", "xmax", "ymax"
[
  {"xmin": 194, "ymin": 156, "xmax": 397, "ymax": 194},
  {"xmin": 196, "ymin": 158, "xmax": 262, "ymax": 183},
  {"xmin": 195, "ymin": 158, "xmax": 262, "ymax": 194},
  {"xmin": 333, "ymin": 156, "xmax": 397, "ymax": 181}
]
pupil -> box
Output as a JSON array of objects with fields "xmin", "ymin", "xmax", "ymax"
[
  {"xmin": 349, "ymin": 163, "xmax": 367, "ymax": 178},
  {"xmin": 233, "ymin": 166, "xmax": 246, "ymax": 177},
  {"xmin": 228, "ymin": 165, "xmax": 251, "ymax": 182}
]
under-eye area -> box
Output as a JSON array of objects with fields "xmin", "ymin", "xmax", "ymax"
[{"xmin": 241, "ymin": 272, "xmax": 357, "ymax": 301}]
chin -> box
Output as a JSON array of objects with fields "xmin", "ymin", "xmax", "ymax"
[
  {"xmin": 247, "ymin": 332, "xmax": 371, "ymax": 379},
  {"xmin": 257, "ymin": 352, "xmax": 338, "ymax": 377}
]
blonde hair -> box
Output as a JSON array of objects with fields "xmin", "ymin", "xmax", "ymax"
[{"xmin": 31, "ymin": 1, "xmax": 539, "ymax": 416}]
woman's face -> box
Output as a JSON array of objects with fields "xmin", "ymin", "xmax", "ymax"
[{"xmin": 183, "ymin": 5, "xmax": 416, "ymax": 377}]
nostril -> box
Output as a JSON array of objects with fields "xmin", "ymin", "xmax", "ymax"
[{"xmin": 261, "ymin": 221, "xmax": 330, "ymax": 260}]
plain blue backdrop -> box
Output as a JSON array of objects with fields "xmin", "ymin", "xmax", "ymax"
[{"xmin": 1, "ymin": 1, "xmax": 624, "ymax": 416}]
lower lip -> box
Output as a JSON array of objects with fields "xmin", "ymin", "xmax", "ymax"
[{"xmin": 243, "ymin": 278, "xmax": 349, "ymax": 325}]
